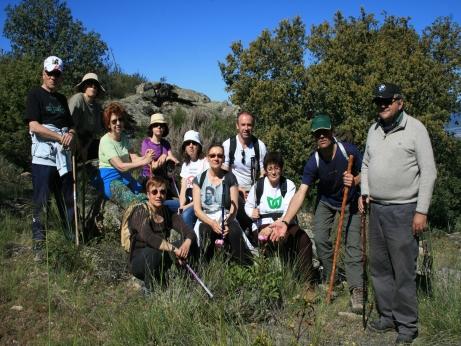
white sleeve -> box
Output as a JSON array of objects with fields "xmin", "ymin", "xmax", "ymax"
[
  {"xmin": 258, "ymin": 140, "xmax": 267, "ymax": 171},
  {"xmin": 179, "ymin": 163, "xmax": 188, "ymax": 178},
  {"xmin": 281, "ymin": 179, "xmax": 297, "ymax": 217},
  {"xmin": 244, "ymin": 184, "xmax": 257, "ymax": 218},
  {"xmin": 222, "ymin": 138, "xmax": 230, "ymax": 169}
]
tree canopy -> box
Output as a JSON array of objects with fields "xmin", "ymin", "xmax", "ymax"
[{"xmin": 220, "ymin": 10, "xmax": 461, "ymax": 230}]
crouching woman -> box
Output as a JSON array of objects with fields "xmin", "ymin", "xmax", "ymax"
[
  {"xmin": 129, "ymin": 176, "xmax": 198, "ymax": 289},
  {"xmin": 245, "ymin": 152, "xmax": 313, "ymax": 282},
  {"xmin": 192, "ymin": 143, "xmax": 252, "ymax": 265}
]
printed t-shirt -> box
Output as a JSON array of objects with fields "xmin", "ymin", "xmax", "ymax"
[{"xmin": 180, "ymin": 158, "xmax": 209, "ymax": 189}]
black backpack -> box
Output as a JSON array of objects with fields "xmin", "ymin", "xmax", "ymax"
[
  {"xmin": 254, "ymin": 176, "xmax": 288, "ymax": 206},
  {"xmin": 228, "ymin": 135, "xmax": 260, "ymax": 180}
]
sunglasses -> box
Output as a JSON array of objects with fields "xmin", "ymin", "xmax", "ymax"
[
  {"xmin": 111, "ymin": 118, "xmax": 124, "ymax": 124},
  {"xmin": 241, "ymin": 149, "xmax": 246, "ymax": 165},
  {"xmin": 374, "ymin": 98, "xmax": 398, "ymax": 107},
  {"xmin": 184, "ymin": 140, "xmax": 198, "ymax": 147},
  {"xmin": 149, "ymin": 188, "xmax": 167, "ymax": 196},
  {"xmin": 313, "ymin": 129, "xmax": 331, "ymax": 139},
  {"xmin": 46, "ymin": 70, "xmax": 62, "ymax": 78},
  {"xmin": 208, "ymin": 153, "xmax": 224, "ymax": 159},
  {"xmin": 152, "ymin": 123, "xmax": 166, "ymax": 128}
]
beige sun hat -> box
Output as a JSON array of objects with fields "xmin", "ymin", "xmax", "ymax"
[
  {"xmin": 75, "ymin": 72, "xmax": 106, "ymax": 93},
  {"xmin": 149, "ymin": 113, "xmax": 169, "ymax": 136}
]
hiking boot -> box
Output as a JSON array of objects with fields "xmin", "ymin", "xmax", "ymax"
[
  {"xmin": 32, "ymin": 241, "xmax": 45, "ymax": 263},
  {"xmin": 350, "ymin": 287, "xmax": 364, "ymax": 314},
  {"xmin": 395, "ymin": 333, "xmax": 417, "ymax": 344},
  {"xmin": 368, "ymin": 318, "xmax": 396, "ymax": 333}
]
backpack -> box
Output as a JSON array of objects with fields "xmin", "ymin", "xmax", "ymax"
[
  {"xmin": 314, "ymin": 137, "xmax": 347, "ymax": 168},
  {"xmin": 228, "ymin": 135, "xmax": 260, "ymax": 179},
  {"xmin": 120, "ymin": 202, "xmax": 152, "ymax": 252},
  {"xmin": 197, "ymin": 171, "xmax": 232, "ymax": 209}
]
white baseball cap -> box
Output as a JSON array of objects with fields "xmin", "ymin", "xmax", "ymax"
[
  {"xmin": 182, "ymin": 130, "xmax": 202, "ymax": 149},
  {"xmin": 44, "ymin": 56, "xmax": 63, "ymax": 72}
]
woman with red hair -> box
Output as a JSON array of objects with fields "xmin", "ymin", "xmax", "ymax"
[{"xmin": 98, "ymin": 102, "xmax": 155, "ymax": 208}]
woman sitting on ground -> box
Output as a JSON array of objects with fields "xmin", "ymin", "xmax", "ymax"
[
  {"xmin": 98, "ymin": 102, "xmax": 154, "ymax": 209},
  {"xmin": 129, "ymin": 176, "xmax": 198, "ymax": 289},
  {"xmin": 192, "ymin": 143, "xmax": 252, "ymax": 265},
  {"xmin": 140, "ymin": 113, "xmax": 180, "ymax": 212},
  {"xmin": 244, "ymin": 151, "xmax": 313, "ymax": 282},
  {"xmin": 179, "ymin": 130, "xmax": 208, "ymax": 229}
]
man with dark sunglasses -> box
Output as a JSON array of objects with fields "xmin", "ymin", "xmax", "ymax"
[
  {"xmin": 360, "ymin": 83, "xmax": 437, "ymax": 344},
  {"xmin": 23, "ymin": 56, "xmax": 76, "ymax": 261},
  {"xmin": 222, "ymin": 111, "xmax": 267, "ymax": 237}
]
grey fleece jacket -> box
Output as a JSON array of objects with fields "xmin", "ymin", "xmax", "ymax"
[{"xmin": 361, "ymin": 111, "xmax": 437, "ymax": 214}]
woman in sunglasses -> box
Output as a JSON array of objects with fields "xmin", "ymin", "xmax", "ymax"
[
  {"xmin": 98, "ymin": 102, "xmax": 155, "ymax": 209},
  {"xmin": 192, "ymin": 144, "xmax": 252, "ymax": 265},
  {"xmin": 140, "ymin": 113, "xmax": 180, "ymax": 212},
  {"xmin": 129, "ymin": 176, "xmax": 197, "ymax": 290},
  {"xmin": 178, "ymin": 130, "xmax": 209, "ymax": 228}
]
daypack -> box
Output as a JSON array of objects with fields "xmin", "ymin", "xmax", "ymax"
[
  {"xmin": 314, "ymin": 138, "xmax": 347, "ymax": 168},
  {"xmin": 228, "ymin": 135, "xmax": 260, "ymax": 179},
  {"xmin": 197, "ymin": 171, "xmax": 232, "ymax": 210},
  {"xmin": 121, "ymin": 202, "xmax": 152, "ymax": 252}
]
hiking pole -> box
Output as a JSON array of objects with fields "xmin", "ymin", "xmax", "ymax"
[
  {"xmin": 326, "ymin": 155, "xmax": 354, "ymax": 303},
  {"xmin": 184, "ymin": 262, "xmax": 214, "ymax": 299},
  {"xmin": 72, "ymin": 154, "xmax": 79, "ymax": 246},
  {"xmin": 361, "ymin": 195, "xmax": 368, "ymax": 329},
  {"xmin": 215, "ymin": 181, "xmax": 225, "ymax": 248},
  {"xmin": 250, "ymin": 156, "xmax": 256, "ymax": 186}
]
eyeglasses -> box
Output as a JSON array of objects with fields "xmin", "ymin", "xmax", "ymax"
[
  {"xmin": 241, "ymin": 150, "xmax": 246, "ymax": 165},
  {"xmin": 184, "ymin": 140, "xmax": 198, "ymax": 147},
  {"xmin": 374, "ymin": 98, "xmax": 398, "ymax": 107},
  {"xmin": 111, "ymin": 118, "xmax": 124, "ymax": 125},
  {"xmin": 152, "ymin": 123, "xmax": 166, "ymax": 128},
  {"xmin": 208, "ymin": 153, "xmax": 224, "ymax": 159},
  {"xmin": 266, "ymin": 166, "xmax": 281, "ymax": 173},
  {"xmin": 45, "ymin": 70, "xmax": 62, "ymax": 78},
  {"xmin": 150, "ymin": 188, "xmax": 167, "ymax": 196}
]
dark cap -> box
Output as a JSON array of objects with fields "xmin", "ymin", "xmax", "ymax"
[
  {"xmin": 373, "ymin": 83, "xmax": 402, "ymax": 101},
  {"xmin": 311, "ymin": 114, "xmax": 332, "ymax": 133}
]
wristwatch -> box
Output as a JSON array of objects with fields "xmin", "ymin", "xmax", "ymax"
[{"xmin": 282, "ymin": 220, "xmax": 289, "ymax": 227}]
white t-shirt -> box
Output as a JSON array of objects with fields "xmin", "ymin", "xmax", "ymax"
[
  {"xmin": 222, "ymin": 135, "xmax": 267, "ymax": 190},
  {"xmin": 180, "ymin": 158, "xmax": 209, "ymax": 189},
  {"xmin": 244, "ymin": 177, "xmax": 296, "ymax": 230}
]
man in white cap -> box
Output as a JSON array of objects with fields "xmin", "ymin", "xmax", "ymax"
[
  {"xmin": 68, "ymin": 72, "xmax": 105, "ymax": 161},
  {"xmin": 23, "ymin": 56, "xmax": 76, "ymax": 260}
]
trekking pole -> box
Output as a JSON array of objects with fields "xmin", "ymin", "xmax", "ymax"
[
  {"xmin": 326, "ymin": 155, "xmax": 354, "ymax": 303},
  {"xmin": 250, "ymin": 156, "xmax": 256, "ymax": 185},
  {"xmin": 184, "ymin": 262, "xmax": 214, "ymax": 299},
  {"xmin": 361, "ymin": 195, "xmax": 368, "ymax": 329},
  {"xmin": 215, "ymin": 181, "xmax": 225, "ymax": 248},
  {"xmin": 72, "ymin": 154, "xmax": 79, "ymax": 246}
]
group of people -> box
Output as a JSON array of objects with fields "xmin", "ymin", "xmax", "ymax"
[{"xmin": 25, "ymin": 55, "xmax": 436, "ymax": 344}]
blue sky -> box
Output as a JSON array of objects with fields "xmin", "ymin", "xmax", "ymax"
[{"xmin": 1, "ymin": 0, "xmax": 460, "ymax": 101}]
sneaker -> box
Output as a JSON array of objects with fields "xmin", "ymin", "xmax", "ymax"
[
  {"xmin": 350, "ymin": 287, "xmax": 364, "ymax": 314},
  {"xmin": 368, "ymin": 318, "xmax": 396, "ymax": 333},
  {"xmin": 395, "ymin": 333, "xmax": 417, "ymax": 344}
]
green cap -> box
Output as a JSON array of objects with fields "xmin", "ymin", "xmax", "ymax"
[{"xmin": 311, "ymin": 114, "xmax": 332, "ymax": 132}]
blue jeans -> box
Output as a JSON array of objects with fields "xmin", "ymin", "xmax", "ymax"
[
  {"xmin": 181, "ymin": 206, "xmax": 197, "ymax": 229},
  {"xmin": 163, "ymin": 199, "xmax": 179, "ymax": 214},
  {"xmin": 32, "ymin": 164, "xmax": 74, "ymax": 241}
]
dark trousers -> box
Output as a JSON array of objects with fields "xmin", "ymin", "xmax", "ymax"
[
  {"xmin": 236, "ymin": 194, "xmax": 253, "ymax": 232},
  {"xmin": 199, "ymin": 219, "xmax": 252, "ymax": 265},
  {"xmin": 32, "ymin": 164, "xmax": 74, "ymax": 241},
  {"xmin": 130, "ymin": 240, "xmax": 199, "ymax": 289},
  {"xmin": 369, "ymin": 202, "xmax": 419, "ymax": 337}
]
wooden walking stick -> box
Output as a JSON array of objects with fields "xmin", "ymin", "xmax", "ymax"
[
  {"xmin": 72, "ymin": 154, "xmax": 79, "ymax": 246},
  {"xmin": 361, "ymin": 195, "xmax": 368, "ymax": 329},
  {"xmin": 326, "ymin": 155, "xmax": 354, "ymax": 303}
]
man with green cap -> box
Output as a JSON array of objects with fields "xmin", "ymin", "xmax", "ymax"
[{"xmin": 272, "ymin": 114, "xmax": 364, "ymax": 312}]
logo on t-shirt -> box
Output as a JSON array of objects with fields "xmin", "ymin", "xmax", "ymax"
[{"xmin": 267, "ymin": 196, "xmax": 282, "ymax": 209}]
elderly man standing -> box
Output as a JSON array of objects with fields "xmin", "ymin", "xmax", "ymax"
[
  {"xmin": 360, "ymin": 83, "xmax": 437, "ymax": 344},
  {"xmin": 24, "ymin": 56, "xmax": 76, "ymax": 260},
  {"xmin": 222, "ymin": 111, "xmax": 267, "ymax": 236}
]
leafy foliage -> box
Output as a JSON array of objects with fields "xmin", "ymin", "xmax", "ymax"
[{"xmin": 220, "ymin": 10, "xmax": 461, "ymax": 229}]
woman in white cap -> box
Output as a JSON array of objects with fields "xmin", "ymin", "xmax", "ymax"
[
  {"xmin": 68, "ymin": 72, "xmax": 105, "ymax": 161},
  {"xmin": 178, "ymin": 130, "xmax": 208, "ymax": 228},
  {"xmin": 140, "ymin": 113, "xmax": 180, "ymax": 212}
]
